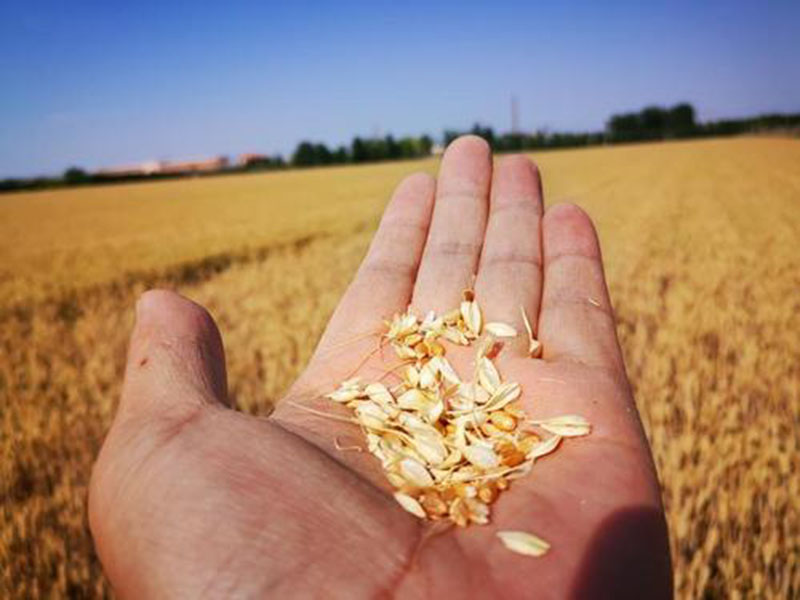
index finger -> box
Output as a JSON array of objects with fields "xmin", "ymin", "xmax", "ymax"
[{"xmin": 314, "ymin": 172, "xmax": 436, "ymax": 353}]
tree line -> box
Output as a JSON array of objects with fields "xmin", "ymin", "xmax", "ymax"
[
  {"xmin": 290, "ymin": 134, "xmax": 433, "ymax": 166},
  {"xmin": 3, "ymin": 104, "xmax": 799, "ymax": 193},
  {"xmin": 442, "ymin": 104, "xmax": 800, "ymax": 150}
]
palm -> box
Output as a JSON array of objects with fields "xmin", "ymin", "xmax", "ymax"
[{"xmin": 90, "ymin": 137, "xmax": 671, "ymax": 598}]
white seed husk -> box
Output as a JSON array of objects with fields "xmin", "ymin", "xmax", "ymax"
[
  {"xmin": 398, "ymin": 457, "xmax": 435, "ymax": 487},
  {"xmin": 527, "ymin": 434, "xmax": 563, "ymax": 459},
  {"xmin": 484, "ymin": 322, "xmax": 518, "ymax": 337},
  {"xmin": 478, "ymin": 357, "xmax": 501, "ymax": 393},
  {"xmin": 396, "ymin": 388, "xmax": 429, "ymax": 411},
  {"xmin": 533, "ymin": 415, "xmax": 592, "ymax": 437},
  {"xmin": 394, "ymin": 492, "xmax": 427, "ymax": 518},
  {"xmin": 461, "ymin": 300, "xmax": 482, "ymax": 336},
  {"xmin": 325, "ymin": 294, "xmax": 591, "ymax": 552},
  {"xmin": 463, "ymin": 443, "xmax": 501, "ymax": 469},
  {"xmin": 497, "ymin": 530, "xmax": 551, "ymax": 557},
  {"xmin": 485, "ymin": 381, "xmax": 522, "ymax": 411},
  {"xmin": 435, "ymin": 356, "xmax": 461, "ymax": 385},
  {"xmin": 520, "ymin": 306, "xmax": 543, "ymax": 358},
  {"xmin": 326, "ymin": 388, "xmax": 360, "ymax": 403}
]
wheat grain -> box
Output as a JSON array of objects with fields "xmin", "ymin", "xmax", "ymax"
[
  {"xmin": 496, "ymin": 531, "xmax": 551, "ymax": 557},
  {"xmin": 325, "ymin": 294, "xmax": 591, "ymax": 555}
]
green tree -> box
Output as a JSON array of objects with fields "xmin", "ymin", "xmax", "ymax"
[
  {"xmin": 419, "ymin": 135, "xmax": 433, "ymax": 155},
  {"xmin": 640, "ymin": 107, "xmax": 667, "ymax": 138},
  {"xmin": 666, "ymin": 103, "xmax": 696, "ymax": 137},
  {"xmin": 470, "ymin": 123, "xmax": 496, "ymax": 148},
  {"xmin": 63, "ymin": 167, "xmax": 89, "ymax": 185},
  {"xmin": 292, "ymin": 142, "xmax": 319, "ymax": 167},
  {"xmin": 351, "ymin": 137, "xmax": 367, "ymax": 163},
  {"xmin": 606, "ymin": 113, "xmax": 642, "ymax": 142},
  {"xmin": 385, "ymin": 135, "xmax": 401, "ymax": 160}
]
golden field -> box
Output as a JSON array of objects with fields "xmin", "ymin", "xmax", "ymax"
[{"xmin": 2, "ymin": 137, "xmax": 799, "ymax": 597}]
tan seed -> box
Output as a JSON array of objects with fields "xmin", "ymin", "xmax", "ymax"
[
  {"xmin": 465, "ymin": 497, "xmax": 490, "ymax": 524},
  {"xmin": 404, "ymin": 333, "xmax": 423, "ymax": 347},
  {"xmin": 441, "ymin": 487, "xmax": 459, "ymax": 502},
  {"xmin": 420, "ymin": 491, "xmax": 448, "ymax": 517},
  {"xmin": 429, "ymin": 340, "xmax": 446, "ymax": 356},
  {"xmin": 454, "ymin": 483, "xmax": 477, "ymax": 498},
  {"xmin": 501, "ymin": 449, "xmax": 527, "ymax": 467},
  {"xmin": 489, "ymin": 411, "xmax": 517, "ymax": 432},
  {"xmin": 449, "ymin": 498, "xmax": 470, "ymax": 527},
  {"xmin": 518, "ymin": 433, "xmax": 542, "ymax": 455},
  {"xmin": 504, "ymin": 401, "xmax": 526, "ymax": 418},
  {"xmin": 478, "ymin": 484, "xmax": 498, "ymax": 504},
  {"xmin": 413, "ymin": 341, "xmax": 430, "ymax": 356},
  {"xmin": 480, "ymin": 422, "xmax": 503, "ymax": 437}
]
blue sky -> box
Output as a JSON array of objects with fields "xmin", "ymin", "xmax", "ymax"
[{"xmin": 1, "ymin": 0, "xmax": 798, "ymax": 177}]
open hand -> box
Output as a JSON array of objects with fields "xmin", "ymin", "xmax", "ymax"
[{"xmin": 89, "ymin": 136, "xmax": 671, "ymax": 598}]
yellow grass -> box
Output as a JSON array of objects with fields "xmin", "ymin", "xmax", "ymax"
[{"xmin": 2, "ymin": 137, "xmax": 799, "ymax": 597}]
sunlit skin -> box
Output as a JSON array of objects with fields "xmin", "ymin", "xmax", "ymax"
[{"xmin": 89, "ymin": 136, "xmax": 672, "ymax": 598}]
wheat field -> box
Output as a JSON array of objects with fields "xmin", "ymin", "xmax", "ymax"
[{"xmin": 1, "ymin": 137, "xmax": 799, "ymax": 598}]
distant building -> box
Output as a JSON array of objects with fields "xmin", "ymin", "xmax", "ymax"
[
  {"xmin": 96, "ymin": 161, "xmax": 159, "ymax": 177},
  {"xmin": 237, "ymin": 153, "xmax": 269, "ymax": 167},
  {"xmin": 157, "ymin": 156, "xmax": 229, "ymax": 174},
  {"xmin": 95, "ymin": 156, "xmax": 229, "ymax": 177},
  {"xmin": 431, "ymin": 143, "xmax": 445, "ymax": 156}
]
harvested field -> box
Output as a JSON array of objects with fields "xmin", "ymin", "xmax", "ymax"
[{"xmin": 1, "ymin": 137, "xmax": 799, "ymax": 597}]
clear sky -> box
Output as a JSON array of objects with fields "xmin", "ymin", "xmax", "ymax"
[{"xmin": 1, "ymin": 0, "xmax": 798, "ymax": 177}]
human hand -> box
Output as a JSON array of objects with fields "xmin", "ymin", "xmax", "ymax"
[{"xmin": 89, "ymin": 136, "xmax": 671, "ymax": 598}]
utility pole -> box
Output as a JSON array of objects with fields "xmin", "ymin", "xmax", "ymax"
[{"xmin": 511, "ymin": 95, "xmax": 520, "ymax": 134}]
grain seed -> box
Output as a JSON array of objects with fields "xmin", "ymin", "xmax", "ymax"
[
  {"xmin": 394, "ymin": 492, "xmax": 426, "ymax": 518},
  {"xmin": 485, "ymin": 322, "xmax": 518, "ymax": 338},
  {"xmin": 533, "ymin": 415, "xmax": 591, "ymax": 437},
  {"xmin": 497, "ymin": 531, "xmax": 551, "ymax": 557}
]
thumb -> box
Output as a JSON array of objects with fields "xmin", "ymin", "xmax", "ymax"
[{"xmin": 117, "ymin": 289, "xmax": 228, "ymax": 424}]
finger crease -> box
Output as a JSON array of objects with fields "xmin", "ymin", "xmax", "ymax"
[
  {"xmin": 379, "ymin": 218, "xmax": 430, "ymax": 236},
  {"xmin": 361, "ymin": 258, "xmax": 419, "ymax": 280},
  {"xmin": 435, "ymin": 190, "xmax": 486, "ymax": 206},
  {"xmin": 481, "ymin": 251, "xmax": 543, "ymax": 269},
  {"xmin": 490, "ymin": 199, "xmax": 543, "ymax": 218},
  {"xmin": 425, "ymin": 239, "xmax": 482, "ymax": 260},
  {"xmin": 544, "ymin": 251, "xmax": 601, "ymax": 270}
]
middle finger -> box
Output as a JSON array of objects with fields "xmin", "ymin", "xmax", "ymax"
[{"xmin": 412, "ymin": 135, "xmax": 492, "ymax": 313}]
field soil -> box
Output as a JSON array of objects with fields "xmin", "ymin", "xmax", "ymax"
[{"xmin": 2, "ymin": 137, "xmax": 799, "ymax": 597}]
